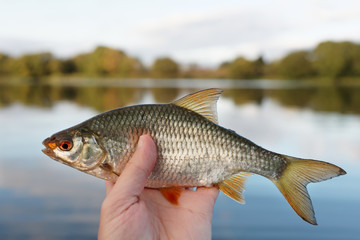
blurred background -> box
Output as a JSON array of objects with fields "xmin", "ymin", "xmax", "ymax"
[{"xmin": 0, "ymin": 0, "xmax": 359, "ymax": 239}]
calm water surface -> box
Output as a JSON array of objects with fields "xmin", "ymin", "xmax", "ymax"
[{"xmin": 0, "ymin": 79, "xmax": 359, "ymax": 239}]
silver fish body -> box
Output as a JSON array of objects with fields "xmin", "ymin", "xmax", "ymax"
[
  {"xmin": 42, "ymin": 88, "xmax": 346, "ymax": 225},
  {"xmin": 81, "ymin": 103, "xmax": 286, "ymax": 187}
]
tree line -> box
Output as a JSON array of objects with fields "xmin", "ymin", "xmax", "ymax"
[{"xmin": 0, "ymin": 41, "xmax": 359, "ymax": 82}]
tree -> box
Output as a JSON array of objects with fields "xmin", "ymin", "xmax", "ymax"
[
  {"xmin": 253, "ymin": 56, "xmax": 265, "ymax": 77},
  {"xmin": 14, "ymin": 52, "xmax": 53, "ymax": 77},
  {"xmin": 278, "ymin": 51, "xmax": 314, "ymax": 79},
  {"xmin": 349, "ymin": 44, "xmax": 360, "ymax": 76},
  {"xmin": 61, "ymin": 59, "xmax": 77, "ymax": 74},
  {"xmin": 151, "ymin": 57, "xmax": 179, "ymax": 78},
  {"xmin": 312, "ymin": 41, "xmax": 353, "ymax": 78},
  {"xmin": 0, "ymin": 53, "xmax": 12, "ymax": 75},
  {"xmin": 72, "ymin": 53, "xmax": 89, "ymax": 74},
  {"xmin": 72, "ymin": 46, "xmax": 143, "ymax": 77},
  {"xmin": 228, "ymin": 57, "xmax": 261, "ymax": 79}
]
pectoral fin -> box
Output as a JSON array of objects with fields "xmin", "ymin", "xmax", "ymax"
[{"xmin": 160, "ymin": 187, "xmax": 183, "ymax": 205}]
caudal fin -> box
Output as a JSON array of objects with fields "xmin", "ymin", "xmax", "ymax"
[{"xmin": 273, "ymin": 155, "xmax": 346, "ymax": 225}]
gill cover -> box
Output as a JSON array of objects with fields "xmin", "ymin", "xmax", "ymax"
[
  {"xmin": 50, "ymin": 129, "xmax": 106, "ymax": 171},
  {"xmin": 75, "ymin": 130, "xmax": 106, "ymax": 170}
]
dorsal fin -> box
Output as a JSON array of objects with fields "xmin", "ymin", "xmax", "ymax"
[
  {"xmin": 218, "ymin": 172, "xmax": 251, "ymax": 204},
  {"xmin": 172, "ymin": 88, "xmax": 223, "ymax": 124}
]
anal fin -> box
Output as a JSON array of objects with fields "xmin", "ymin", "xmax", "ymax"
[
  {"xmin": 218, "ymin": 172, "xmax": 251, "ymax": 204},
  {"xmin": 160, "ymin": 187, "xmax": 183, "ymax": 205}
]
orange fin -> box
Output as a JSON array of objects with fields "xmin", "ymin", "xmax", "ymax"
[
  {"xmin": 218, "ymin": 172, "xmax": 251, "ymax": 204},
  {"xmin": 172, "ymin": 88, "xmax": 223, "ymax": 124},
  {"xmin": 273, "ymin": 155, "xmax": 346, "ymax": 225},
  {"xmin": 160, "ymin": 187, "xmax": 183, "ymax": 205}
]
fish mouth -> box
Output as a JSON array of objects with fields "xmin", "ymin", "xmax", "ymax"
[
  {"xmin": 42, "ymin": 147, "xmax": 53, "ymax": 156},
  {"xmin": 42, "ymin": 137, "xmax": 56, "ymax": 156}
]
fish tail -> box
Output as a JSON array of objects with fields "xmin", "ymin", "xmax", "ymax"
[{"xmin": 272, "ymin": 155, "xmax": 346, "ymax": 225}]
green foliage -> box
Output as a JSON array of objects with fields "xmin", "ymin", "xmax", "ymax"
[
  {"xmin": 265, "ymin": 41, "xmax": 360, "ymax": 82},
  {"xmin": 13, "ymin": 52, "xmax": 53, "ymax": 78},
  {"xmin": 48, "ymin": 59, "xmax": 63, "ymax": 74},
  {"xmin": 72, "ymin": 46, "xmax": 143, "ymax": 77},
  {"xmin": 219, "ymin": 61, "xmax": 230, "ymax": 69},
  {"xmin": 72, "ymin": 53, "xmax": 89, "ymax": 73},
  {"xmin": 0, "ymin": 53, "xmax": 13, "ymax": 75},
  {"xmin": 228, "ymin": 56, "xmax": 263, "ymax": 79},
  {"xmin": 253, "ymin": 56, "xmax": 265, "ymax": 77},
  {"xmin": 61, "ymin": 59, "xmax": 77, "ymax": 74},
  {"xmin": 182, "ymin": 64, "xmax": 224, "ymax": 78},
  {"xmin": 229, "ymin": 57, "xmax": 253, "ymax": 79},
  {"xmin": 278, "ymin": 51, "xmax": 314, "ymax": 79},
  {"xmin": 349, "ymin": 44, "xmax": 360, "ymax": 76},
  {"xmin": 312, "ymin": 41, "xmax": 354, "ymax": 78},
  {"xmin": 151, "ymin": 57, "xmax": 179, "ymax": 78},
  {"xmin": 263, "ymin": 60, "xmax": 280, "ymax": 77},
  {"xmin": 48, "ymin": 59, "xmax": 77, "ymax": 75},
  {"xmin": 1, "ymin": 41, "xmax": 360, "ymax": 82}
]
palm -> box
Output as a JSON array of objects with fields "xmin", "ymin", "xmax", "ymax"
[
  {"xmin": 141, "ymin": 187, "xmax": 219, "ymax": 239},
  {"xmin": 98, "ymin": 135, "xmax": 219, "ymax": 240},
  {"xmin": 101, "ymin": 184, "xmax": 219, "ymax": 240}
]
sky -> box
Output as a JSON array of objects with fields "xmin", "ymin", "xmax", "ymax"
[{"xmin": 0, "ymin": 0, "xmax": 359, "ymax": 66}]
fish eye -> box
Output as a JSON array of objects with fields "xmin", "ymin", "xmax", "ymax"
[{"xmin": 59, "ymin": 140, "xmax": 73, "ymax": 151}]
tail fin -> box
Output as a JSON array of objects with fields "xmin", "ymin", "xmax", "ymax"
[{"xmin": 272, "ymin": 155, "xmax": 346, "ymax": 225}]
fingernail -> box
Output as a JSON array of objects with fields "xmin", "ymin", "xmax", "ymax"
[{"xmin": 137, "ymin": 135, "xmax": 145, "ymax": 149}]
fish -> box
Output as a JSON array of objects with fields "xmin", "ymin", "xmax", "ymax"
[{"xmin": 42, "ymin": 88, "xmax": 346, "ymax": 225}]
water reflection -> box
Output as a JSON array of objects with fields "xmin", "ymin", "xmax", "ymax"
[
  {"xmin": 266, "ymin": 88, "xmax": 316, "ymax": 109},
  {"xmin": 1, "ymin": 80, "xmax": 359, "ymax": 239},
  {"xmin": 151, "ymin": 88, "xmax": 180, "ymax": 103},
  {"xmin": 1, "ymin": 81, "xmax": 360, "ymax": 114},
  {"xmin": 224, "ymin": 88, "xmax": 264, "ymax": 105}
]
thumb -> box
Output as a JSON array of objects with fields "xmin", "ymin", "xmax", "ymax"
[{"xmin": 107, "ymin": 135, "xmax": 157, "ymax": 203}]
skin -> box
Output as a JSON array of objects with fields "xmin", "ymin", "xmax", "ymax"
[{"xmin": 98, "ymin": 135, "xmax": 219, "ymax": 240}]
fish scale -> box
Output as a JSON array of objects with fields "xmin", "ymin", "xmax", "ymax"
[
  {"xmin": 83, "ymin": 103, "xmax": 286, "ymax": 187},
  {"xmin": 42, "ymin": 88, "xmax": 346, "ymax": 225}
]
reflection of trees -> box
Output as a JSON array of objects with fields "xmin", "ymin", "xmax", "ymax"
[
  {"xmin": 310, "ymin": 87, "xmax": 351, "ymax": 113},
  {"xmin": 345, "ymin": 88, "xmax": 360, "ymax": 114},
  {"xmin": 266, "ymin": 89, "xmax": 316, "ymax": 109},
  {"xmin": 267, "ymin": 87, "xmax": 360, "ymax": 114},
  {"xmin": 0, "ymin": 85, "xmax": 141, "ymax": 112},
  {"xmin": 224, "ymin": 87, "xmax": 360, "ymax": 115},
  {"xmin": 1, "ymin": 83, "xmax": 360, "ymax": 115},
  {"xmin": 72, "ymin": 87, "xmax": 140, "ymax": 112},
  {"xmin": 0, "ymin": 85, "xmax": 53, "ymax": 108},
  {"xmin": 101, "ymin": 88, "xmax": 140, "ymax": 111},
  {"xmin": 224, "ymin": 89, "xmax": 263, "ymax": 105},
  {"xmin": 151, "ymin": 88, "xmax": 180, "ymax": 103}
]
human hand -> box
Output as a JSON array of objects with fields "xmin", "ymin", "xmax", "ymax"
[{"xmin": 98, "ymin": 135, "xmax": 219, "ymax": 240}]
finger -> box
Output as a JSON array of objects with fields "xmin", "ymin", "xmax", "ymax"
[
  {"xmin": 196, "ymin": 186, "xmax": 220, "ymax": 199},
  {"xmin": 182, "ymin": 186, "xmax": 219, "ymax": 210},
  {"xmin": 105, "ymin": 181, "xmax": 115, "ymax": 196},
  {"xmin": 108, "ymin": 135, "xmax": 157, "ymax": 201}
]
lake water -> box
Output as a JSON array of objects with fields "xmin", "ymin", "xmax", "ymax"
[{"xmin": 0, "ymin": 79, "xmax": 359, "ymax": 240}]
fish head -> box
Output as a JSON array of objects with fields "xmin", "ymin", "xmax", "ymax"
[{"xmin": 42, "ymin": 127, "xmax": 106, "ymax": 172}]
